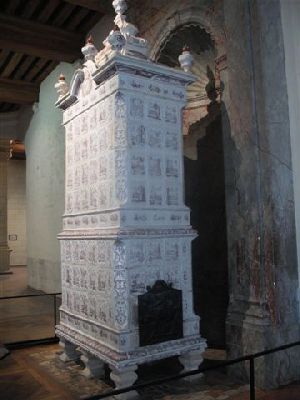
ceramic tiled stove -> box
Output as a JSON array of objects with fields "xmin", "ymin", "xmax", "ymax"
[{"xmin": 55, "ymin": 0, "xmax": 206, "ymax": 397}]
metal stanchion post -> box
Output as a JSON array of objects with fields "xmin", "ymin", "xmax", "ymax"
[{"xmin": 249, "ymin": 357, "xmax": 256, "ymax": 400}]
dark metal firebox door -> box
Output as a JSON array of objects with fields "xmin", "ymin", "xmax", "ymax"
[{"xmin": 138, "ymin": 280, "xmax": 183, "ymax": 346}]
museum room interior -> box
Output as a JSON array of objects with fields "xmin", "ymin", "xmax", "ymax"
[{"xmin": 0, "ymin": 0, "xmax": 300, "ymax": 399}]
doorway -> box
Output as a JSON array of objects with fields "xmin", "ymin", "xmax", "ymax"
[{"xmin": 157, "ymin": 24, "xmax": 229, "ymax": 348}]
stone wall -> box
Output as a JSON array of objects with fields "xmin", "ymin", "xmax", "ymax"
[{"xmin": 7, "ymin": 159, "xmax": 26, "ymax": 266}]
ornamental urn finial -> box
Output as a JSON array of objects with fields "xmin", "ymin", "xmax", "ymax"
[
  {"xmin": 112, "ymin": 0, "xmax": 127, "ymax": 15},
  {"xmin": 107, "ymin": 25, "xmax": 126, "ymax": 52},
  {"xmin": 95, "ymin": 0, "xmax": 148, "ymax": 67},
  {"xmin": 81, "ymin": 35, "xmax": 98, "ymax": 61},
  {"xmin": 55, "ymin": 74, "xmax": 69, "ymax": 99},
  {"xmin": 112, "ymin": 0, "xmax": 148, "ymax": 58},
  {"xmin": 178, "ymin": 45, "xmax": 194, "ymax": 73}
]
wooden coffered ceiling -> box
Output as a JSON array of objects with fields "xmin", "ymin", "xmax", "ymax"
[{"xmin": 0, "ymin": 0, "xmax": 113, "ymax": 113}]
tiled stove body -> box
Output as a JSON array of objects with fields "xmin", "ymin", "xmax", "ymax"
[{"xmin": 55, "ymin": 4, "xmax": 206, "ymax": 390}]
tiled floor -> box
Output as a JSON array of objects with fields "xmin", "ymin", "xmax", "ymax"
[
  {"xmin": 0, "ymin": 344, "xmax": 300, "ymax": 400},
  {"xmin": 0, "ymin": 268, "xmax": 300, "ymax": 399},
  {"xmin": 0, "ymin": 344, "xmax": 248, "ymax": 400}
]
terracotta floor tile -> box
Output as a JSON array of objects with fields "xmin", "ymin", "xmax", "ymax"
[
  {"xmin": 260, "ymin": 386, "xmax": 300, "ymax": 400},
  {"xmin": 1, "ymin": 345, "xmax": 300, "ymax": 400}
]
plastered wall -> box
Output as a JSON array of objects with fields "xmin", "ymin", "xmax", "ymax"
[
  {"xmin": 7, "ymin": 159, "xmax": 26, "ymax": 266},
  {"xmin": 24, "ymin": 16, "xmax": 113, "ymax": 292},
  {"xmin": 281, "ymin": 0, "xmax": 300, "ymax": 309},
  {"xmin": 25, "ymin": 62, "xmax": 74, "ymax": 292}
]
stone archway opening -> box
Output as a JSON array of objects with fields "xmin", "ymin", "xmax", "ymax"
[{"xmin": 157, "ymin": 24, "xmax": 229, "ymax": 349}]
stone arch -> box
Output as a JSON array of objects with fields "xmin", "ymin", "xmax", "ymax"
[
  {"xmin": 156, "ymin": 23, "xmax": 218, "ymax": 135},
  {"xmin": 148, "ymin": 6, "xmax": 227, "ymax": 134},
  {"xmin": 149, "ymin": 7, "xmax": 226, "ymax": 61}
]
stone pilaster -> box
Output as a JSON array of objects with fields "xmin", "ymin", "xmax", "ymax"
[
  {"xmin": 0, "ymin": 139, "xmax": 10, "ymax": 273},
  {"xmin": 222, "ymin": 0, "xmax": 300, "ymax": 388}
]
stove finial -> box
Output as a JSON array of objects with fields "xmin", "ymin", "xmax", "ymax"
[
  {"xmin": 55, "ymin": 74, "xmax": 69, "ymax": 99},
  {"xmin": 178, "ymin": 45, "xmax": 194, "ymax": 73},
  {"xmin": 81, "ymin": 34, "xmax": 98, "ymax": 62}
]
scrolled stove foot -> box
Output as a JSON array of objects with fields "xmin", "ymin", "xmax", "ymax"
[
  {"xmin": 110, "ymin": 364, "xmax": 138, "ymax": 400},
  {"xmin": 79, "ymin": 349, "xmax": 105, "ymax": 379},
  {"xmin": 59, "ymin": 339, "xmax": 80, "ymax": 362},
  {"xmin": 179, "ymin": 350, "xmax": 204, "ymax": 382}
]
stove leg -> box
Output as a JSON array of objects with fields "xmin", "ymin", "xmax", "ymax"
[
  {"xmin": 110, "ymin": 364, "xmax": 138, "ymax": 400},
  {"xmin": 80, "ymin": 349, "xmax": 105, "ymax": 379},
  {"xmin": 179, "ymin": 350, "xmax": 204, "ymax": 382},
  {"xmin": 59, "ymin": 339, "xmax": 80, "ymax": 362}
]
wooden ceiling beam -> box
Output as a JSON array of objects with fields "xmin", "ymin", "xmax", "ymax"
[
  {"xmin": 1, "ymin": 53, "xmax": 24, "ymax": 78},
  {"xmin": 0, "ymin": 78, "xmax": 39, "ymax": 105},
  {"xmin": 0, "ymin": 13, "xmax": 83, "ymax": 62},
  {"xmin": 63, "ymin": 0, "xmax": 113, "ymax": 14}
]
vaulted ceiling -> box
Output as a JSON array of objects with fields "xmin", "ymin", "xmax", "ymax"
[{"xmin": 0, "ymin": 0, "xmax": 112, "ymax": 113}]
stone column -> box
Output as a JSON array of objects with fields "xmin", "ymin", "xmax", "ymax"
[
  {"xmin": 0, "ymin": 139, "xmax": 10, "ymax": 273},
  {"xmin": 221, "ymin": 0, "xmax": 300, "ymax": 389}
]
